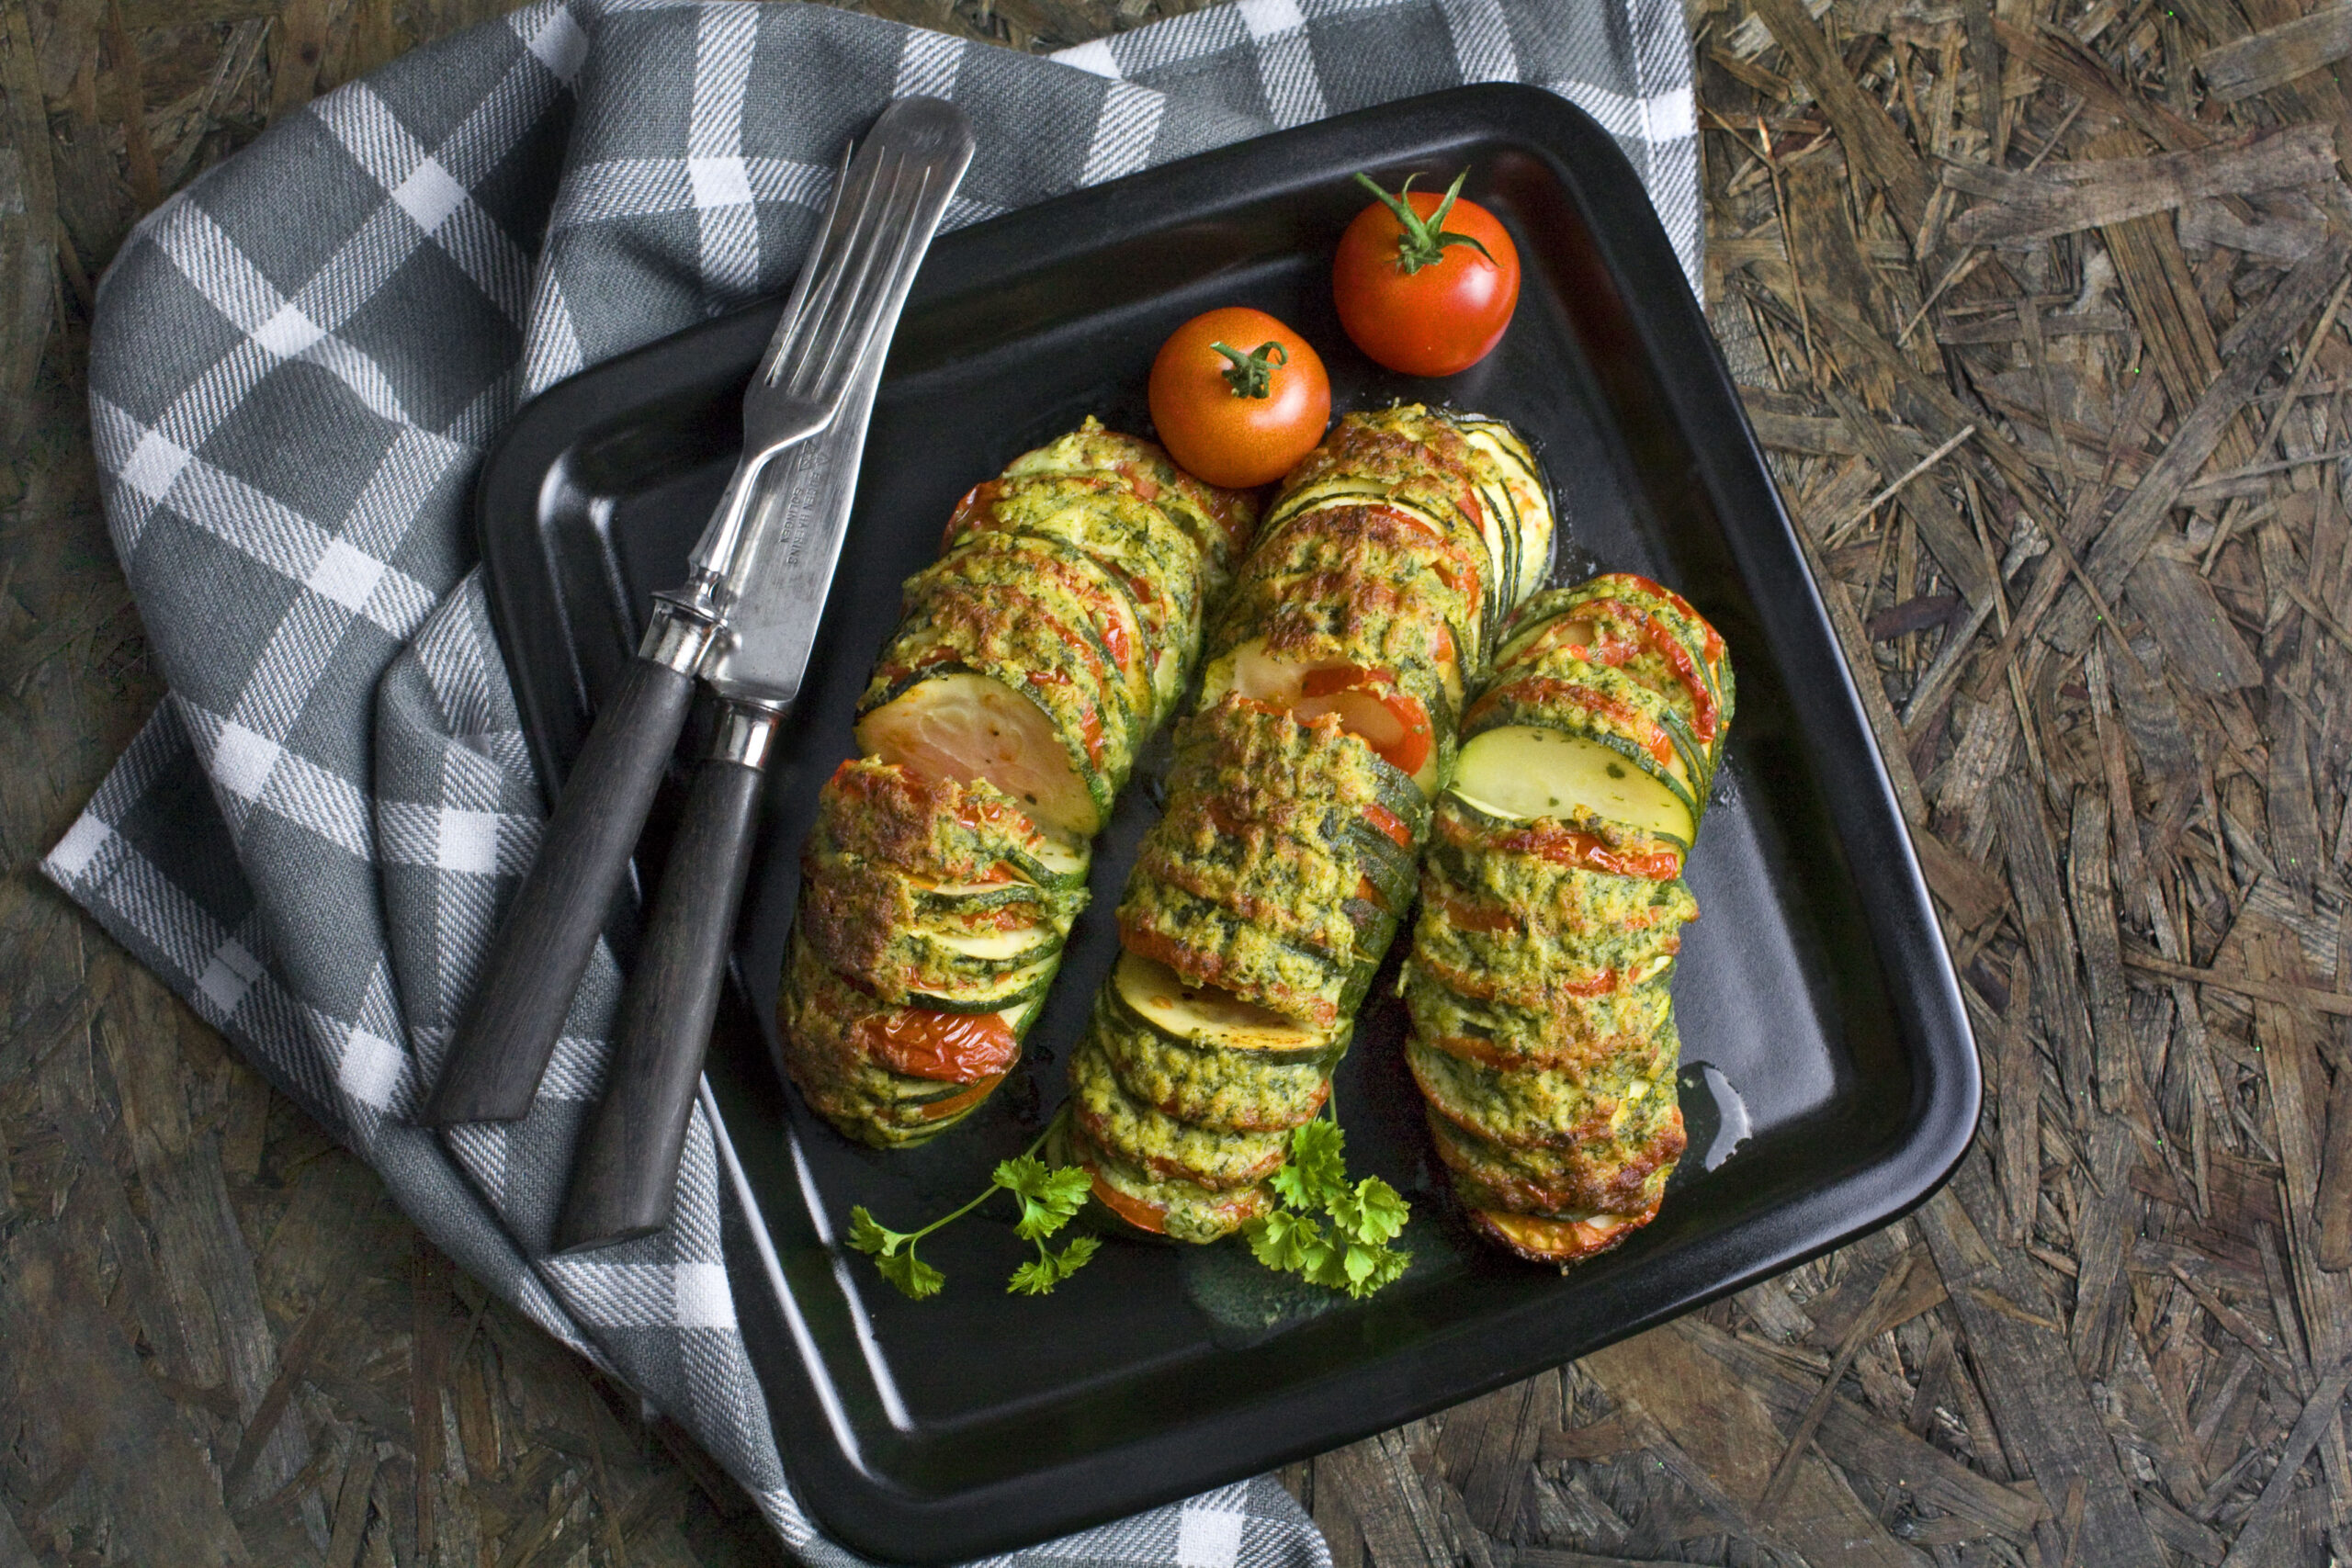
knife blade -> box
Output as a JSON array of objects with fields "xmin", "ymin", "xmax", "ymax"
[{"xmin": 425, "ymin": 97, "xmax": 974, "ymax": 1131}]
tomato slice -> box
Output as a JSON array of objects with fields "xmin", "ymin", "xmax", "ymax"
[
  {"xmin": 854, "ymin": 1008, "xmax": 1021, "ymax": 1083},
  {"xmin": 1487, "ymin": 822, "xmax": 1683, "ymax": 882},
  {"xmin": 1438, "ymin": 892, "xmax": 1518, "ymax": 935},
  {"xmin": 1088, "ymin": 1169, "xmax": 1170, "ymax": 1235},
  {"xmin": 913, "ymin": 1073, "xmax": 1008, "ymax": 1122},
  {"xmin": 1293, "ymin": 665, "xmax": 1433, "ymax": 778},
  {"xmin": 1363, "ymin": 803, "xmax": 1415, "ymax": 851}
]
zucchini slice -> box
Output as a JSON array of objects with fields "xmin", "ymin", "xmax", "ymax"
[
  {"xmin": 1117, "ymin": 881, "xmax": 1360, "ymax": 1029},
  {"xmin": 1451, "ymin": 724, "xmax": 1696, "ymax": 849},
  {"xmin": 1050, "ymin": 1119, "xmax": 1276, "ymax": 1244},
  {"xmin": 1107, "ymin": 950, "xmax": 1339, "ymax": 1060},
  {"xmin": 1089, "ymin": 988, "xmax": 1336, "ymax": 1134},
  {"xmin": 906, "ymin": 528, "xmax": 1157, "ymax": 728},
  {"xmin": 1464, "ymin": 664, "xmax": 1702, "ymax": 817},
  {"xmin": 1406, "ymin": 1029, "xmax": 1679, "ymax": 1153},
  {"xmin": 945, "ymin": 477, "xmax": 1208, "ymax": 718},
  {"xmin": 901, "ymin": 914, "xmax": 1066, "ymax": 978},
  {"xmin": 856, "ymin": 669, "xmax": 1111, "ymax": 840},
  {"xmin": 904, "ymin": 949, "xmax": 1062, "ymax": 1014},
  {"xmin": 999, "ymin": 416, "xmax": 1261, "ymax": 580},
  {"xmin": 1400, "ymin": 957, "xmax": 1676, "ymax": 1075},
  {"xmin": 1425, "ymin": 1101, "xmax": 1685, "ymax": 1220},
  {"xmin": 1466, "ymin": 1205, "xmax": 1653, "ymax": 1265},
  {"xmin": 1134, "ymin": 800, "xmax": 1389, "ymax": 959},
  {"xmin": 1447, "ymin": 412, "xmax": 1554, "ymax": 606}
]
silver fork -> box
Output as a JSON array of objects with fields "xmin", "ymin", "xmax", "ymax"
[
  {"xmin": 684, "ymin": 101, "xmax": 966, "ymax": 612},
  {"xmin": 423, "ymin": 97, "xmax": 976, "ymax": 1128}
]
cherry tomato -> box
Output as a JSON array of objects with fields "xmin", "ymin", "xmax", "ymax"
[
  {"xmin": 1332, "ymin": 170, "xmax": 1521, "ymax": 376},
  {"xmin": 1148, "ymin": 307, "xmax": 1330, "ymax": 488}
]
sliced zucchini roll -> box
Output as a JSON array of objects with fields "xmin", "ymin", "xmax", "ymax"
[
  {"xmin": 784, "ymin": 425, "xmax": 1251, "ymax": 1148},
  {"xmin": 1406, "ymin": 572, "xmax": 1732, "ymax": 1267},
  {"xmin": 1425, "ymin": 1098, "xmax": 1686, "ymax": 1220},
  {"xmin": 1400, "ymin": 960, "xmax": 1675, "ymax": 1076},
  {"xmin": 944, "ymin": 477, "xmax": 1209, "ymax": 718},
  {"xmin": 999, "ymin": 415, "xmax": 1261, "ymax": 586},
  {"xmin": 1069, "ymin": 408, "xmax": 1555, "ymax": 1245}
]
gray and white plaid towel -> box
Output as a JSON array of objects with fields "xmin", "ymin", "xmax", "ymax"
[{"xmin": 44, "ymin": 0, "xmax": 1698, "ymax": 1559}]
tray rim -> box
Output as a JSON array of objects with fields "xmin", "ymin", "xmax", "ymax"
[{"xmin": 471, "ymin": 80, "xmax": 1982, "ymax": 1562}]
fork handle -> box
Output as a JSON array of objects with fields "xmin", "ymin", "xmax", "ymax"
[
  {"xmin": 424, "ymin": 602, "xmax": 716, "ymax": 1127},
  {"xmin": 554, "ymin": 700, "xmax": 780, "ymax": 1251}
]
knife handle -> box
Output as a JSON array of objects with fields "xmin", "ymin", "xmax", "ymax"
[
  {"xmin": 424, "ymin": 603, "xmax": 717, "ymax": 1127},
  {"xmin": 554, "ymin": 701, "xmax": 780, "ymax": 1252}
]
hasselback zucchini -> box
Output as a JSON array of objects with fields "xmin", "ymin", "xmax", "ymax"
[
  {"xmin": 1062, "ymin": 406, "xmax": 1556, "ymax": 1241},
  {"xmin": 781, "ymin": 423, "xmax": 1256, "ymax": 1147},
  {"xmin": 1403, "ymin": 573, "xmax": 1734, "ymax": 1265}
]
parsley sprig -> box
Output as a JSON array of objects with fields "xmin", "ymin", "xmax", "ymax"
[
  {"xmin": 847, "ymin": 1126, "xmax": 1100, "ymax": 1300},
  {"xmin": 1241, "ymin": 1114, "xmax": 1411, "ymax": 1298}
]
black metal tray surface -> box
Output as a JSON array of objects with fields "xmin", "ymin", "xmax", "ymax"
[{"xmin": 474, "ymin": 85, "xmax": 1979, "ymax": 1564}]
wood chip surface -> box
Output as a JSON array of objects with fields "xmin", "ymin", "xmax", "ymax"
[{"xmin": 7, "ymin": 0, "xmax": 2352, "ymax": 1562}]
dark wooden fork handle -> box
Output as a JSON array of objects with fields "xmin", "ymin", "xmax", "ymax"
[{"xmin": 424, "ymin": 603, "xmax": 716, "ymax": 1127}]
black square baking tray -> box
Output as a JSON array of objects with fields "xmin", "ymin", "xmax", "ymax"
[{"xmin": 473, "ymin": 84, "xmax": 1979, "ymax": 1564}]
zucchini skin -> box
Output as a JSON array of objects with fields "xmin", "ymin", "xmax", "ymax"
[
  {"xmin": 782, "ymin": 423, "xmax": 1251, "ymax": 1148},
  {"xmin": 1075, "ymin": 407, "xmax": 1555, "ymax": 1244},
  {"xmin": 1407, "ymin": 574, "xmax": 1732, "ymax": 1267}
]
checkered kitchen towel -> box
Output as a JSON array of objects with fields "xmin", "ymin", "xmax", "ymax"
[{"xmin": 46, "ymin": 0, "xmax": 1699, "ymax": 1558}]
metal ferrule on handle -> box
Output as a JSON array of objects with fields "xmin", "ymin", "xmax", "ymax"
[
  {"xmin": 553, "ymin": 699, "xmax": 783, "ymax": 1251},
  {"xmin": 422, "ymin": 600, "xmax": 718, "ymax": 1127}
]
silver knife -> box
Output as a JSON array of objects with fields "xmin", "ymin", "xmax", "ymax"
[{"xmin": 425, "ymin": 98, "xmax": 975, "ymax": 1137}]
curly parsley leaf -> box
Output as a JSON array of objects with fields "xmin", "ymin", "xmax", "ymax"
[
  {"xmin": 1009, "ymin": 1234, "xmax": 1101, "ymax": 1295},
  {"xmin": 1329, "ymin": 1176, "xmax": 1410, "ymax": 1247},
  {"xmin": 847, "ymin": 1206, "xmax": 896, "ymax": 1258},
  {"xmin": 997, "ymin": 1155, "xmax": 1093, "ymax": 1242},
  {"xmin": 876, "ymin": 1247, "xmax": 946, "ymax": 1300},
  {"xmin": 1244, "ymin": 1208, "xmax": 1325, "ymax": 1272},
  {"xmin": 1243, "ymin": 1117, "xmax": 1411, "ymax": 1299},
  {"xmin": 1274, "ymin": 1117, "xmax": 1349, "ymax": 1209},
  {"xmin": 847, "ymin": 1205, "xmax": 946, "ymax": 1299}
]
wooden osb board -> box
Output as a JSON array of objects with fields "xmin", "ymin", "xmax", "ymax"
[{"xmin": 6, "ymin": 0, "xmax": 2352, "ymax": 1562}]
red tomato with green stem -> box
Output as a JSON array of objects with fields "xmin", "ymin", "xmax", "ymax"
[
  {"xmin": 1147, "ymin": 307, "xmax": 1330, "ymax": 488},
  {"xmin": 1332, "ymin": 170, "xmax": 1521, "ymax": 377}
]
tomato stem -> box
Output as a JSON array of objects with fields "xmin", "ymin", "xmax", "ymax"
[
  {"xmin": 1351, "ymin": 168, "xmax": 1498, "ymax": 276},
  {"xmin": 1212, "ymin": 339, "xmax": 1287, "ymax": 399}
]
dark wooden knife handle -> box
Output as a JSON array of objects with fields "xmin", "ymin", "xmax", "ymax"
[
  {"xmin": 554, "ymin": 704, "xmax": 779, "ymax": 1252},
  {"xmin": 424, "ymin": 608, "xmax": 715, "ymax": 1127}
]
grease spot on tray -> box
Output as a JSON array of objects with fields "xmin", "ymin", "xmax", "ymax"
[{"xmin": 1669, "ymin": 1060, "xmax": 1751, "ymax": 1190}]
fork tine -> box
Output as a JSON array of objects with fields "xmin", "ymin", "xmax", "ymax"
[
  {"xmin": 787, "ymin": 154, "xmax": 915, "ymax": 402},
  {"xmin": 754, "ymin": 141, "xmax": 857, "ymax": 391},
  {"xmin": 800, "ymin": 163, "xmax": 933, "ymax": 408},
  {"xmin": 764, "ymin": 148, "xmax": 890, "ymax": 389}
]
